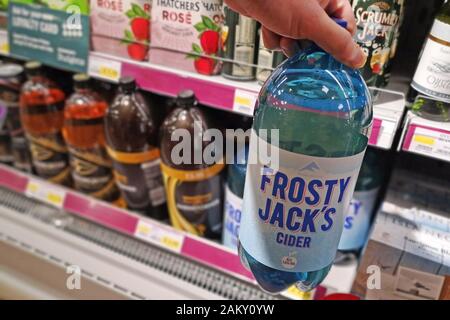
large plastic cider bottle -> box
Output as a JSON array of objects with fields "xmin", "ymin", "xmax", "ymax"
[{"xmin": 238, "ymin": 20, "xmax": 372, "ymax": 294}]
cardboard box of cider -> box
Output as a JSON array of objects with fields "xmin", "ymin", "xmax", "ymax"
[
  {"xmin": 150, "ymin": 0, "xmax": 223, "ymax": 75},
  {"xmin": 91, "ymin": 0, "xmax": 151, "ymax": 61}
]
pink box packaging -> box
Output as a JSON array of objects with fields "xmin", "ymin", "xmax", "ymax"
[
  {"xmin": 91, "ymin": 0, "xmax": 152, "ymax": 61},
  {"xmin": 150, "ymin": 0, "xmax": 223, "ymax": 75}
]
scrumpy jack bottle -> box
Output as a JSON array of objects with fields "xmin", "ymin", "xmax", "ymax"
[{"xmin": 238, "ymin": 19, "xmax": 372, "ymax": 294}]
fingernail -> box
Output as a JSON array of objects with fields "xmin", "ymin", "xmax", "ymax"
[
  {"xmin": 353, "ymin": 48, "xmax": 367, "ymax": 69},
  {"xmin": 281, "ymin": 42, "xmax": 300, "ymax": 57}
]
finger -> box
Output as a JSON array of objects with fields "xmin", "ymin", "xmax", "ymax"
[
  {"xmin": 280, "ymin": 37, "xmax": 300, "ymax": 57},
  {"xmin": 309, "ymin": 11, "xmax": 366, "ymax": 68},
  {"xmin": 223, "ymin": 0, "xmax": 251, "ymax": 17},
  {"xmin": 323, "ymin": 0, "xmax": 356, "ymax": 34},
  {"xmin": 262, "ymin": 26, "xmax": 282, "ymax": 50}
]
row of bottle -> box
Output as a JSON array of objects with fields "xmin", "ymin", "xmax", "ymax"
[{"xmin": 0, "ymin": 60, "xmax": 237, "ymax": 240}]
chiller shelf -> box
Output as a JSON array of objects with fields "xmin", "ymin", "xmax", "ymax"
[
  {"xmin": 0, "ymin": 164, "xmax": 357, "ymax": 300},
  {"xmin": 88, "ymin": 52, "xmax": 405, "ymax": 150},
  {"xmin": 400, "ymin": 110, "xmax": 450, "ymax": 163}
]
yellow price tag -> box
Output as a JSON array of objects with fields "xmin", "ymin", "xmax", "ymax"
[
  {"xmin": 137, "ymin": 223, "xmax": 152, "ymax": 235},
  {"xmin": 99, "ymin": 66, "xmax": 119, "ymax": 80},
  {"xmin": 286, "ymin": 286, "xmax": 313, "ymax": 300},
  {"xmin": 27, "ymin": 181, "xmax": 39, "ymax": 193},
  {"xmin": 0, "ymin": 43, "xmax": 9, "ymax": 54},
  {"xmin": 413, "ymin": 134, "xmax": 435, "ymax": 146},
  {"xmin": 161, "ymin": 235, "xmax": 181, "ymax": 250},
  {"xmin": 47, "ymin": 192, "xmax": 64, "ymax": 206},
  {"xmin": 25, "ymin": 179, "xmax": 66, "ymax": 208}
]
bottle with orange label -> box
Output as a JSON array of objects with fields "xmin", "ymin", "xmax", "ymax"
[
  {"xmin": 19, "ymin": 61, "xmax": 71, "ymax": 186},
  {"xmin": 63, "ymin": 74, "xmax": 122, "ymax": 205},
  {"xmin": 160, "ymin": 90, "xmax": 224, "ymax": 240},
  {"xmin": 104, "ymin": 77, "xmax": 167, "ymax": 219}
]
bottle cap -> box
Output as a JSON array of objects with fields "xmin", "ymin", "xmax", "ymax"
[
  {"xmin": 24, "ymin": 61, "xmax": 42, "ymax": 76},
  {"xmin": 0, "ymin": 63, "xmax": 24, "ymax": 78},
  {"xmin": 73, "ymin": 73, "xmax": 90, "ymax": 89},
  {"xmin": 332, "ymin": 17, "xmax": 348, "ymax": 29},
  {"xmin": 176, "ymin": 89, "xmax": 197, "ymax": 108},
  {"xmin": 118, "ymin": 76, "xmax": 136, "ymax": 92}
]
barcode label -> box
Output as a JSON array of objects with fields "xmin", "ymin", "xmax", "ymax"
[
  {"xmin": 408, "ymin": 126, "xmax": 450, "ymax": 162},
  {"xmin": 135, "ymin": 220, "xmax": 184, "ymax": 253},
  {"xmin": 141, "ymin": 158, "xmax": 166, "ymax": 206}
]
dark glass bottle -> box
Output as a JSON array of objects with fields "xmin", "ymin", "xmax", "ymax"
[
  {"xmin": 104, "ymin": 77, "xmax": 167, "ymax": 219},
  {"xmin": 19, "ymin": 61, "xmax": 71, "ymax": 185},
  {"xmin": 160, "ymin": 90, "xmax": 224, "ymax": 240},
  {"xmin": 0, "ymin": 63, "xmax": 33, "ymax": 172},
  {"xmin": 63, "ymin": 74, "xmax": 122, "ymax": 204}
]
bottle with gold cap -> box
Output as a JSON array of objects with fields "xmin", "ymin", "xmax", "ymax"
[
  {"xmin": 19, "ymin": 61, "xmax": 71, "ymax": 185},
  {"xmin": 63, "ymin": 74, "xmax": 121, "ymax": 204},
  {"xmin": 160, "ymin": 90, "xmax": 224, "ymax": 240},
  {"xmin": 104, "ymin": 77, "xmax": 167, "ymax": 219}
]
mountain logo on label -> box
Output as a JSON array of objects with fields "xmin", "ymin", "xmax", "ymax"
[{"xmin": 299, "ymin": 162, "xmax": 320, "ymax": 173}]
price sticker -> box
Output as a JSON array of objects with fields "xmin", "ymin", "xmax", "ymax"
[
  {"xmin": 233, "ymin": 89, "xmax": 258, "ymax": 116},
  {"xmin": 408, "ymin": 126, "xmax": 450, "ymax": 162},
  {"xmin": 285, "ymin": 286, "xmax": 313, "ymax": 300},
  {"xmin": 25, "ymin": 179, "xmax": 66, "ymax": 208},
  {"xmin": 0, "ymin": 30, "xmax": 9, "ymax": 55},
  {"xmin": 88, "ymin": 56, "xmax": 121, "ymax": 82},
  {"xmin": 135, "ymin": 220, "xmax": 184, "ymax": 253}
]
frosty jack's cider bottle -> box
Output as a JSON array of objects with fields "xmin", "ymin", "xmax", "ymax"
[
  {"xmin": 238, "ymin": 19, "xmax": 372, "ymax": 293},
  {"xmin": 19, "ymin": 61, "xmax": 71, "ymax": 185}
]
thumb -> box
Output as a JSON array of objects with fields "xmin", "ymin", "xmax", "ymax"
[{"xmin": 308, "ymin": 12, "xmax": 366, "ymax": 69}]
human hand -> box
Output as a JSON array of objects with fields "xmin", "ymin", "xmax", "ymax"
[{"xmin": 224, "ymin": 0, "xmax": 366, "ymax": 69}]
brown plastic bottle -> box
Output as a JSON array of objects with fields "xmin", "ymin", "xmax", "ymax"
[
  {"xmin": 19, "ymin": 61, "xmax": 71, "ymax": 185},
  {"xmin": 63, "ymin": 74, "xmax": 122, "ymax": 204},
  {"xmin": 160, "ymin": 90, "xmax": 224, "ymax": 239},
  {"xmin": 104, "ymin": 77, "xmax": 167, "ymax": 220}
]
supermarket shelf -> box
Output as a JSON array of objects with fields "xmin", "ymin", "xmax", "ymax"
[
  {"xmin": 400, "ymin": 110, "xmax": 450, "ymax": 163},
  {"xmin": 0, "ymin": 164, "xmax": 356, "ymax": 299},
  {"xmin": 88, "ymin": 52, "xmax": 406, "ymax": 149},
  {"xmin": 0, "ymin": 48, "xmax": 406, "ymax": 149},
  {"xmin": 88, "ymin": 52, "xmax": 259, "ymax": 117}
]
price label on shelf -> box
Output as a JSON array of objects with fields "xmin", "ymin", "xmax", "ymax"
[
  {"xmin": 25, "ymin": 179, "xmax": 66, "ymax": 208},
  {"xmin": 284, "ymin": 286, "xmax": 314, "ymax": 300},
  {"xmin": 407, "ymin": 126, "xmax": 450, "ymax": 162},
  {"xmin": 0, "ymin": 30, "xmax": 9, "ymax": 55},
  {"xmin": 88, "ymin": 56, "xmax": 122, "ymax": 82},
  {"xmin": 233, "ymin": 89, "xmax": 258, "ymax": 116},
  {"xmin": 135, "ymin": 220, "xmax": 184, "ymax": 253}
]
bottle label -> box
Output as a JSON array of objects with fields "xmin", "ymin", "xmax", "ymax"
[
  {"xmin": 411, "ymin": 20, "xmax": 450, "ymax": 102},
  {"xmin": 68, "ymin": 146, "xmax": 119, "ymax": 202},
  {"xmin": 223, "ymin": 185, "xmax": 243, "ymax": 250},
  {"xmin": 161, "ymin": 162, "xmax": 224, "ymax": 238},
  {"xmin": 27, "ymin": 132, "xmax": 71, "ymax": 185},
  {"xmin": 11, "ymin": 135, "xmax": 33, "ymax": 172},
  {"xmin": 0, "ymin": 129, "xmax": 13, "ymax": 163},
  {"xmin": 239, "ymin": 133, "xmax": 365, "ymax": 272},
  {"xmin": 107, "ymin": 146, "xmax": 166, "ymax": 210},
  {"xmin": 338, "ymin": 188, "xmax": 379, "ymax": 251}
]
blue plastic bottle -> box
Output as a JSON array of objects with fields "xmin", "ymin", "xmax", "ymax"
[
  {"xmin": 222, "ymin": 143, "xmax": 249, "ymax": 250},
  {"xmin": 238, "ymin": 19, "xmax": 372, "ymax": 294}
]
